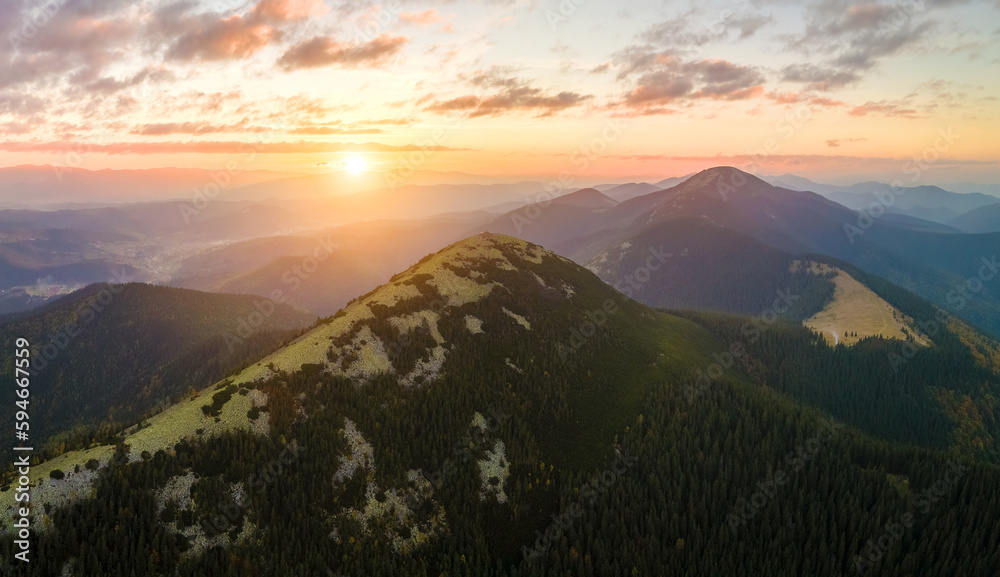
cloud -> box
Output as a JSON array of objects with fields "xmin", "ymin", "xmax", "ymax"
[
  {"xmin": 780, "ymin": 64, "xmax": 861, "ymax": 91},
  {"xmin": 616, "ymin": 56, "xmax": 765, "ymax": 112},
  {"xmin": 826, "ymin": 137, "xmax": 867, "ymax": 147},
  {"xmin": 131, "ymin": 120, "xmax": 269, "ymax": 135},
  {"xmin": 165, "ymin": 15, "xmax": 276, "ymax": 61},
  {"xmin": 779, "ymin": 0, "xmax": 934, "ymax": 91},
  {"xmin": 1, "ymin": 3, "xmax": 140, "ymax": 90},
  {"xmin": 252, "ymin": 0, "xmax": 329, "ymax": 21},
  {"xmin": 767, "ymin": 91, "xmax": 802, "ymax": 104},
  {"xmin": 641, "ymin": 11, "xmax": 775, "ymax": 51},
  {"xmin": 809, "ymin": 97, "xmax": 847, "ymax": 108},
  {"xmin": 72, "ymin": 67, "xmax": 176, "ymax": 96},
  {"xmin": 399, "ymin": 9, "xmax": 444, "ymax": 26},
  {"xmin": 149, "ymin": 0, "xmax": 332, "ymax": 62},
  {"xmin": 271, "ymin": 94, "xmax": 343, "ymax": 118},
  {"xmin": 424, "ymin": 68, "xmax": 592, "ymax": 118},
  {"xmin": 602, "ymin": 153, "xmax": 993, "ymax": 172},
  {"xmin": 0, "ymin": 121, "xmax": 35, "ymax": 135},
  {"xmin": 832, "ymin": 21, "xmax": 933, "ymax": 71},
  {"xmin": 0, "ymin": 93, "xmax": 47, "ymax": 116},
  {"xmin": 687, "ymin": 59, "xmax": 766, "ymax": 99},
  {"xmin": 826, "ymin": 3, "xmax": 895, "ymax": 35},
  {"xmin": 623, "ymin": 70, "xmax": 694, "ymax": 105},
  {"xmin": 278, "ymin": 34, "xmax": 408, "ymax": 70},
  {"xmin": 0, "ymin": 140, "xmax": 469, "ymax": 155},
  {"xmin": 363, "ymin": 118, "xmax": 415, "ymax": 126},
  {"xmin": 0, "ymin": 53, "xmax": 70, "ymax": 89},
  {"xmin": 848, "ymin": 100, "xmax": 921, "ymax": 118},
  {"xmin": 288, "ymin": 125, "xmax": 383, "ymax": 135},
  {"xmin": 732, "ymin": 14, "xmax": 774, "ymax": 40},
  {"xmin": 608, "ymin": 34, "xmax": 767, "ymax": 114},
  {"xmin": 17, "ymin": 12, "xmax": 137, "ymax": 56},
  {"xmin": 425, "ymin": 95, "xmax": 482, "ymax": 113}
]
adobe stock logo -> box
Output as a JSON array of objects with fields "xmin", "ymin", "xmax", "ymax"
[
  {"xmin": 851, "ymin": 460, "xmax": 969, "ymax": 574},
  {"xmin": 7, "ymin": 0, "xmax": 68, "ymax": 50},
  {"xmin": 844, "ymin": 127, "xmax": 959, "ymax": 244},
  {"xmin": 888, "ymin": 254, "xmax": 998, "ymax": 372},
  {"xmin": 555, "ymin": 299, "xmax": 619, "ymax": 362},
  {"xmin": 224, "ymin": 236, "xmax": 339, "ymax": 351},
  {"xmin": 727, "ymin": 417, "xmax": 842, "ymax": 534},
  {"xmin": 611, "ymin": 246, "xmax": 677, "ymax": 300}
]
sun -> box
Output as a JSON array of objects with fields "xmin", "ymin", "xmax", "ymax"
[{"xmin": 345, "ymin": 156, "xmax": 367, "ymax": 174}]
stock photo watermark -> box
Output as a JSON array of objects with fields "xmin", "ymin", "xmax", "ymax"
[
  {"xmin": 223, "ymin": 236, "xmax": 339, "ymax": 351},
  {"xmin": 510, "ymin": 118, "xmax": 628, "ymax": 234},
  {"xmin": 416, "ymin": 407, "xmax": 510, "ymax": 491},
  {"xmin": 888, "ymin": 254, "xmax": 997, "ymax": 371},
  {"xmin": 522, "ymin": 448, "xmax": 637, "ymax": 563},
  {"xmin": 851, "ymin": 460, "xmax": 968, "ymax": 574},
  {"xmin": 727, "ymin": 417, "xmax": 842, "ymax": 534},
  {"xmin": 29, "ymin": 270, "xmax": 134, "ymax": 372},
  {"xmin": 200, "ymin": 442, "xmax": 305, "ymax": 538},
  {"xmin": 845, "ymin": 127, "xmax": 959, "ymax": 244},
  {"xmin": 7, "ymin": 0, "xmax": 68, "ymax": 51},
  {"xmin": 685, "ymin": 288, "xmax": 800, "ymax": 404}
]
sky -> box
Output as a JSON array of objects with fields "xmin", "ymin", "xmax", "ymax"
[{"xmin": 1, "ymin": 0, "xmax": 999, "ymax": 186}]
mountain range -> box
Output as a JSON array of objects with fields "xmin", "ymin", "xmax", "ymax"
[
  {"xmin": 762, "ymin": 173, "xmax": 1000, "ymax": 229},
  {"xmin": 2, "ymin": 232, "xmax": 998, "ymax": 576},
  {"xmin": 2, "ymin": 167, "xmax": 1000, "ymax": 576}
]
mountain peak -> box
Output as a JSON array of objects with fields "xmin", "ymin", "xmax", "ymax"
[
  {"xmin": 684, "ymin": 166, "xmax": 764, "ymax": 187},
  {"xmin": 554, "ymin": 187, "xmax": 619, "ymax": 209},
  {"xmin": 662, "ymin": 166, "xmax": 774, "ymax": 202},
  {"xmin": 230, "ymin": 232, "xmax": 576, "ymax": 387}
]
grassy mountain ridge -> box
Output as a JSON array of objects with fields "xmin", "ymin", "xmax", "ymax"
[
  {"xmin": 0, "ymin": 283, "xmax": 314, "ymax": 463},
  {"xmin": 585, "ymin": 213, "xmax": 1000, "ymax": 460},
  {"xmin": 2, "ymin": 233, "xmax": 999, "ymax": 576},
  {"xmin": 223, "ymin": 232, "xmax": 720, "ymax": 470}
]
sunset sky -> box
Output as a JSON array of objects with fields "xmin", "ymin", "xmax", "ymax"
[{"xmin": 1, "ymin": 0, "xmax": 999, "ymax": 185}]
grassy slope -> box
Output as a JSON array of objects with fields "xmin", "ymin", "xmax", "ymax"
[
  {"xmin": 795, "ymin": 260, "xmax": 930, "ymax": 346},
  {"xmin": 1, "ymin": 233, "xmax": 726, "ymax": 528},
  {"xmin": 0, "ymin": 283, "xmax": 313, "ymax": 462},
  {"xmin": 540, "ymin": 309, "xmax": 717, "ymax": 469}
]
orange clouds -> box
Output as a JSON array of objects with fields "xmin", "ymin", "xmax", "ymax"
[
  {"xmin": 848, "ymin": 101, "xmax": 920, "ymax": 119},
  {"xmin": 809, "ymin": 97, "xmax": 846, "ymax": 108},
  {"xmin": 278, "ymin": 34, "xmax": 409, "ymax": 70},
  {"xmin": 0, "ymin": 141, "xmax": 467, "ymax": 155},
  {"xmin": 288, "ymin": 125, "xmax": 383, "ymax": 135},
  {"xmin": 131, "ymin": 121, "xmax": 269, "ymax": 136},
  {"xmin": 620, "ymin": 58, "xmax": 765, "ymax": 112},
  {"xmin": 168, "ymin": 15, "xmax": 275, "ymax": 61},
  {"xmin": 766, "ymin": 93, "xmax": 846, "ymax": 108},
  {"xmin": 253, "ymin": 0, "xmax": 329, "ymax": 21},
  {"xmin": 430, "ymin": 90, "xmax": 591, "ymax": 117},
  {"xmin": 157, "ymin": 0, "xmax": 330, "ymax": 62},
  {"xmin": 422, "ymin": 68, "xmax": 593, "ymax": 118},
  {"xmin": 400, "ymin": 9, "xmax": 444, "ymax": 26},
  {"xmin": 767, "ymin": 92, "xmax": 803, "ymax": 105}
]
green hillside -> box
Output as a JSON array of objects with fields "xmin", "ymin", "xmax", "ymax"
[
  {"xmin": 1, "ymin": 234, "xmax": 998, "ymax": 577},
  {"xmin": 586, "ymin": 218, "xmax": 836, "ymax": 317},
  {"xmin": 0, "ymin": 283, "xmax": 313, "ymax": 463}
]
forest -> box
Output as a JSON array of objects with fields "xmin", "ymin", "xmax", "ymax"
[
  {"xmin": 0, "ymin": 283, "xmax": 313, "ymax": 467},
  {"xmin": 1, "ymin": 238, "xmax": 997, "ymax": 576}
]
